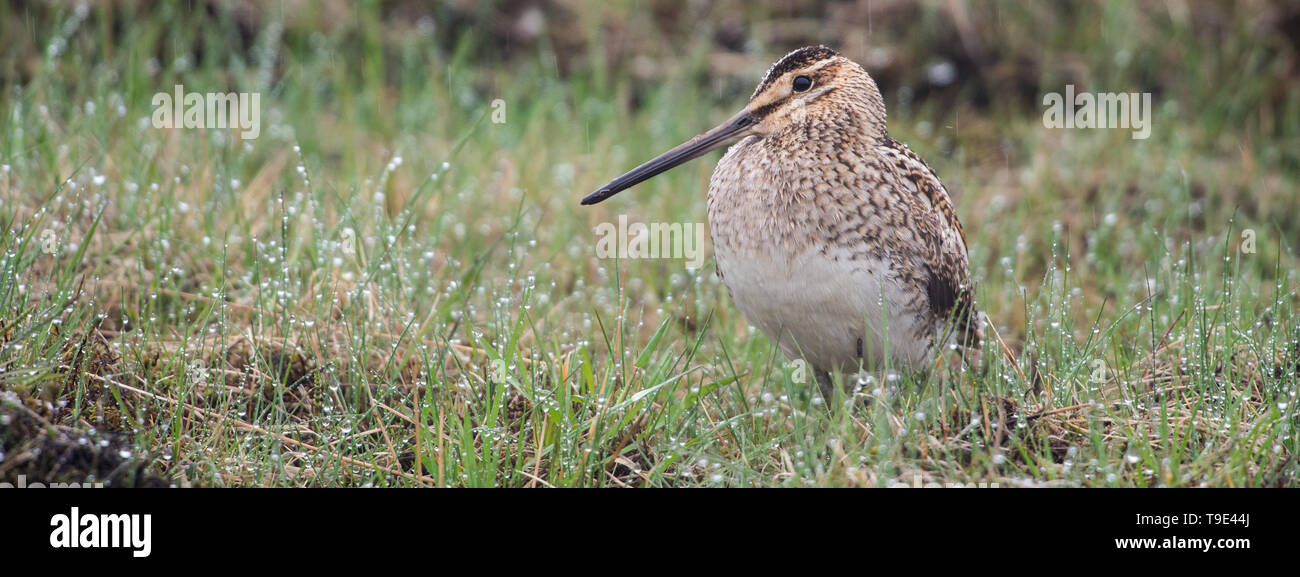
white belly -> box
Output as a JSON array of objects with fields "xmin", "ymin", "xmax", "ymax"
[{"xmin": 716, "ymin": 247, "xmax": 934, "ymax": 374}]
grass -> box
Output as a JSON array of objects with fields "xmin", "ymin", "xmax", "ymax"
[{"xmin": 0, "ymin": 1, "xmax": 1296, "ymax": 487}]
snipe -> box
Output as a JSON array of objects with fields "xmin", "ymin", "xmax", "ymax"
[{"xmin": 583, "ymin": 46, "xmax": 982, "ymax": 390}]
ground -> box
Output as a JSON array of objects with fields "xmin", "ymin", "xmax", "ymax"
[{"xmin": 0, "ymin": 1, "xmax": 1297, "ymax": 487}]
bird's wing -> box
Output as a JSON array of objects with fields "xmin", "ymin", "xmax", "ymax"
[
  {"xmin": 877, "ymin": 136, "xmax": 983, "ymax": 346},
  {"xmin": 879, "ymin": 136, "xmax": 967, "ymax": 250}
]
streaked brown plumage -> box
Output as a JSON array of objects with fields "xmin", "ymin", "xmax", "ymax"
[{"xmin": 584, "ymin": 46, "xmax": 982, "ymax": 390}]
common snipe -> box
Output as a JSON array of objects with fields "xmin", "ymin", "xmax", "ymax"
[{"xmin": 584, "ymin": 46, "xmax": 983, "ymax": 391}]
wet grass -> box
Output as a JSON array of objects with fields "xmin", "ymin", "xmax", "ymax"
[{"xmin": 0, "ymin": 2, "xmax": 1297, "ymax": 487}]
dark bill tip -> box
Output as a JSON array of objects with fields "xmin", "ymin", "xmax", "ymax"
[{"xmin": 580, "ymin": 188, "xmax": 615, "ymax": 205}]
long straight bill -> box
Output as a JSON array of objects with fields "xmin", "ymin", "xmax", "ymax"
[{"xmin": 581, "ymin": 111, "xmax": 754, "ymax": 205}]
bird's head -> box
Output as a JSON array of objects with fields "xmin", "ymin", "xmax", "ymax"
[{"xmin": 582, "ymin": 46, "xmax": 885, "ymax": 205}]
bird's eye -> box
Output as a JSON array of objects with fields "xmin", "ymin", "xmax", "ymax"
[{"xmin": 792, "ymin": 75, "xmax": 813, "ymax": 92}]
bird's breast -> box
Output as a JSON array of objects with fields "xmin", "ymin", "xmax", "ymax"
[{"xmin": 704, "ymin": 137, "xmax": 937, "ymax": 372}]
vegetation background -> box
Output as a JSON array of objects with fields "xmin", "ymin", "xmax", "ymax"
[{"xmin": 1, "ymin": 0, "xmax": 1297, "ymax": 487}]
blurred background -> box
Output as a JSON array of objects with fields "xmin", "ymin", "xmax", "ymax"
[
  {"xmin": 4, "ymin": 0, "xmax": 1298, "ymax": 264},
  {"xmin": 1, "ymin": 1, "xmax": 1298, "ymax": 487},
  {"xmin": 6, "ymin": 0, "xmax": 1299, "ymax": 142}
]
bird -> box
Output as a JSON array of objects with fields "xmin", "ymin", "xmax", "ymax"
[{"xmin": 582, "ymin": 46, "xmax": 982, "ymax": 395}]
